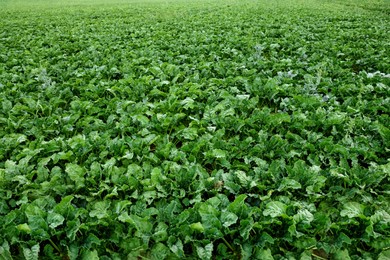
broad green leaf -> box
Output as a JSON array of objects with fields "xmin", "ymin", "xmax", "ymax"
[
  {"xmin": 340, "ymin": 202, "xmax": 365, "ymax": 218},
  {"xmin": 151, "ymin": 243, "xmax": 170, "ymax": 259},
  {"xmin": 17, "ymin": 223, "xmax": 31, "ymax": 233},
  {"xmin": 293, "ymin": 209, "xmax": 314, "ymax": 224},
  {"xmin": 263, "ymin": 201, "xmax": 287, "ymax": 218},
  {"xmin": 259, "ymin": 232, "xmax": 275, "ymax": 248},
  {"xmin": 375, "ymin": 123, "xmax": 390, "ymax": 146},
  {"xmin": 47, "ymin": 212, "xmax": 65, "ymax": 229},
  {"xmin": 66, "ymin": 219, "xmax": 81, "ymax": 241},
  {"xmin": 168, "ymin": 237, "xmax": 184, "ymax": 258},
  {"xmin": 22, "ymin": 245, "xmax": 40, "ymax": 260},
  {"xmin": 181, "ymin": 127, "xmax": 198, "ymax": 140},
  {"xmin": 89, "ymin": 201, "xmax": 110, "ymax": 219},
  {"xmin": 53, "ymin": 195, "xmax": 74, "ymax": 216},
  {"xmin": 196, "ymin": 243, "xmax": 213, "ymax": 260},
  {"xmin": 378, "ymin": 250, "xmax": 390, "ymax": 260},
  {"xmin": 227, "ymin": 194, "xmax": 247, "ymax": 216},
  {"xmin": 81, "ymin": 249, "xmax": 99, "ymax": 260},
  {"xmin": 190, "ymin": 222, "xmax": 204, "ymax": 233},
  {"xmin": 0, "ymin": 241, "xmax": 13, "ymax": 260},
  {"xmin": 211, "ymin": 149, "xmax": 226, "ymax": 159},
  {"xmin": 300, "ymin": 250, "xmax": 312, "ymax": 260},
  {"xmin": 220, "ymin": 211, "xmax": 238, "ymax": 228},
  {"xmin": 153, "ymin": 222, "xmax": 168, "ymax": 242},
  {"xmin": 118, "ymin": 213, "xmax": 152, "ymax": 234},
  {"xmin": 180, "ymin": 97, "xmax": 195, "ymax": 109},
  {"xmin": 198, "ymin": 204, "xmax": 221, "ymax": 230},
  {"xmin": 332, "ymin": 249, "xmax": 351, "ymax": 260},
  {"xmin": 65, "ymin": 163, "xmax": 86, "ymax": 189},
  {"xmin": 293, "ymin": 237, "xmax": 316, "ymax": 249},
  {"xmin": 254, "ymin": 248, "xmax": 274, "ymax": 260},
  {"xmin": 240, "ymin": 218, "xmax": 254, "ymax": 239},
  {"xmin": 278, "ymin": 178, "xmax": 301, "ymax": 191}
]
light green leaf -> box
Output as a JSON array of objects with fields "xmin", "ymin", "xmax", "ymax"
[
  {"xmin": 300, "ymin": 250, "xmax": 312, "ymax": 260},
  {"xmin": 378, "ymin": 250, "xmax": 390, "ymax": 260},
  {"xmin": 278, "ymin": 178, "xmax": 301, "ymax": 191},
  {"xmin": 190, "ymin": 222, "xmax": 204, "ymax": 233},
  {"xmin": 118, "ymin": 213, "xmax": 152, "ymax": 234},
  {"xmin": 89, "ymin": 201, "xmax": 110, "ymax": 219},
  {"xmin": 81, "ymin": 249, "xmax": 99, "ymax": 260},
  {"xmin": 336, "ymin": 233, "xmax": 352, "ymax": 247},
  {"xmin": 17, "ymin": 223, "xmax": 31, "ymax": 233},
  {"xmin": 168, "ymin": 238, "xmax": 184, "ymax": 258},
  {"xmin": 133, "ymin": 114, "xmax": 149, "ymax": 125},
  {"xmin": 240, "ymin": 218, "xmax": 254, "ymax": 239},
  {"xmin": 199, "ymin": 204, "xmax": 221, "ymax": 230},
  {"xmin": 181, "ymin": 97, "xmax": 195, "ymax": 110},
  {"xmin": 211, "ymin": 149, "xmax": 226, "ymax": 158},
  {"xmin": 340, "ymin": 202, "xmax": 365, "ymax": 218},
  {"xmin": 263, "ymin": 201, "xmax": 287, "ymax": 218},
  {"xmin": 333, "ymin": 249, "xmax": 351, "ymax": 260},
  {"xmin": 65, "ymin": 163, "xmax": 85, "ymax": 189},
  {"xmin": 0, "ymin": 241, "xmax": 13, "ymax": 260},
  {"xmin": 227, "ymin": 194, "xmax": 247, "ymax": 216},
  {"xmin": 220, "ymin": 211, "xmax": 238, "ymax": 228},
  {"xmin": 196, "ymin": 243, "xmax": 213, "ymax": 260},
  {"xmin": 371, "ymin": 210, "xmax": 390, "ymax": 224},
  {"xmin": 151, "ymin": 243, "xmax": 170, "ymax": 259},
  {"xmin": 255, "ymin": 248, "xmax": 274, "ymax": 260},
  {"xmin": 181, "ymin": 127, "xmax": 198, "ymax": 140},
  {"xmin": 293, "ymin": 209, "xmax": 314, "ymax": 224},
  {"xmin": 22, "ymin": 245, "xmax": 40, "ymax": 260},
  {"xmin": 47, "ymin": 212, "xmax": 65, "ymax": 229}
]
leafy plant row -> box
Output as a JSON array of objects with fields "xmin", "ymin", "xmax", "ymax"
[{"xmin": 0, "ymin": 0, "xmax": 389, "ymax": 259}]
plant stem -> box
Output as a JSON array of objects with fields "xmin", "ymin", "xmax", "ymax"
[
  {"xmin": 49, "ymin": 239, "xmax": 62, "ymax": 254},
  {"xmin": 312, "ymin": 254, "xmax": 328, "ymax": 260},
  {"xmin": 222, "ymin": 237, "xmax": 235, "ymax": 254}
]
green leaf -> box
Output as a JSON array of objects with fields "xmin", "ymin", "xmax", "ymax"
[
  {"xmin": 168, "ymin": 237, "xmax": 184, "ymax": 258},
  {"xmin": 47, "ymin": 212, "xmax": 65, "ymax": 229},
  {"xmin": 300, "ymin": 250, "xmax": 312, "ymax": 260},
  {"xmin": 196, "ymin": 243, "xmax": 213, "ymax": 260},
  {"xmin": 17, "ymin": 223, "xmax": 31, "ymax": 233},
  {"xmin": 81, "ymin": 249, "xmax": 99, "ymax": 260},
  {"xmin": 378, "ymin": 250, "xmax": 390, "ymax": 260},
  {"xmin": 220, "ymin": 211, "xmax": 238, "ymax": 228},
  {"xmin": 340, "ymin": 202, "xmax": 365, "ymax": 218},
  {"xmin": 332, "ymin": 249, "xmax": 351, "ymax": 260},
  {"xmin": 22, "ymin": 244, "xmax": 40, "ymax": 260},
  {"xmin": 190, "ymin": 222, "xmax": 205, "ymax": 233},
  {"xmin": 89, "ymin": 201, "xmax": 110, "ymax": 219},
  {"xmin": 0, "ymin": 241, "xmax": 13, "ymax": 260},
  {"xmin": 254, "ymin": 248, "xmax": 274, "ymax": 260},
  {"xmin": 198, "ymin": 203, "xmax": 222, "ymax": 235},
  {"xmin": 258, "ymin": 232, "xmax": 275, "ymax": 248},
  {"xmin": 151, "ymin": 243, "xmax": 170, "ymax": 259},
  {"xmin": 293, "ymin": 209, "xmax": 314, "ymax": 224},
  {"xmin": 263, "ymin": 201, "xmax": 287, "ymax": 218},
  {"xmin": 293, "ymin": 237, "xmax": 316, "ymax": 249},
  {"xmin": 278, "ymin": 178, "xmax": 301, "ymax": 191},
  {"xmin": 211, "ymin": 149, "xmax": 227, "ymax": 159},
  {"xmin": 53, "ymin": 195, "xmax": 74, "ymax": 217},
  {"xmin": 375, "ymin": 122, "xmax": 390, "ymax": 146},
  {"xmin": 240, "ymin": 218, "xmax": 254, "ymax": 239},
  {"xmin": 227, "ymin": 194, "xmax": 247, "ymax": 216},
  {"xmin": 118, "ymin": 213, "xmax": 152, "ymax": 234},
  {"xmin": 65, "ymin": 163, "xmax": 86, "ymax": 189},
  {"xmin": 153, "ymin": 222, "xmax": 168, "ymax": 242},
  {"xmin": 181, "ymin": 127, "xmax": 198, "ymax": 140}
]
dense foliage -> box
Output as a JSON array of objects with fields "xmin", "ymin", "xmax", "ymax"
[{"xmin": 0, "ymin": 0, "xmax": 389, "ymax": 259}]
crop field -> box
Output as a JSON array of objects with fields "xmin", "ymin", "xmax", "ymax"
[{"xmin": 0, "ymin": 0, "xmax": 389, "ymax": 259}]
